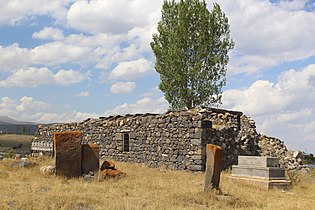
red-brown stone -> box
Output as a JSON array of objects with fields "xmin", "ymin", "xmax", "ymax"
[
  {"xmin": 99, "ymin": 169, "xmax": 126, "ymax": 179},
  {"xmin": 81, "ymin": 143, "xmax": 100, "ymax": 174},
  {"xmin": 100, "ymin": 160, "xmax": 115, "ymax": 170},
  {"xmin": 204, "ymin": 144, "xmax": 223, "ymax": 192},
  {"xmin": 54, "ymin": 131, "xmax": 82, "ymax": 178}
]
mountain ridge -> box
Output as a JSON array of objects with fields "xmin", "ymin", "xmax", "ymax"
[{"xmin": 0, "ymin": 116, "xmax": 38, "ymax": 125}]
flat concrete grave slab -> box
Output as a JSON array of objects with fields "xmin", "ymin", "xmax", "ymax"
[
  {"xmin": 228, "ymin": 176, "xmax": 291, "ymax": 190},
  {"xmin": 231, "ymin": 156, "xmax": 291, "ymax": 190},
  {"xmin": 81, "ymin": 143, "xmax": 100, "ymax": 175},
  {"xmin": 54, "ymin": 131, "xmax": 82, "ymax": 178},
  {"xmin": 238, "ymin": 156, "xmax": 279, "ymax": 167},
  {"xmin": 232, "ymin": 165, "xmax": 285, "ymax": 180}
]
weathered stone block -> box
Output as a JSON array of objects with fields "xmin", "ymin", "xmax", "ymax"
[
  {"xmin": 114, "ymin": 133, "xmax": 122, "ymax": 140},
  {"xmin": 191, "ymin": 138, "xmax": 201, "ymax": 145},
  {"xmin": 188, "ymin": 165, "xmax": 202, "ymax": 171},
  {"xmin": 81, "ymin": 143, "xmax": 99, "ymax": 175},
  {"xmin": 204, "ymin": 144, "xmax": 223, "ymax": 191},
  {"xmin": 194, "ymin": 128, "xmax": 202, "ymax": 138},
  {"xmin": 232, "ymin": 165, "xmax": 285, "ymax": 180},
  {"xmin": 238, "ymin": 156, "xmax": 279, "ymax": 167},
  {"xmin": 54, "ymin": 131, "xmax": 82, "ymax": 178},
  {"xmin": 228, "ymin": 176, "xmax": 291, "ymax": 190},
  {"xmin": 129, "ymin": 132, "xmax": 137, "ymax": 139}
]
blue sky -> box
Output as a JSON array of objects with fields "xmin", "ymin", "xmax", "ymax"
[{"xmin": 0, "ymin": 0, "xmax": 315, "ymax": 153}]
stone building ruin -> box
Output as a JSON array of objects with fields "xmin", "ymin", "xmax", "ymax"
[{"xmin": 31, "ymin": 107, "xmax": 302, "ymax": 170}]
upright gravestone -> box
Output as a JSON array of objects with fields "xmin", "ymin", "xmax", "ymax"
[
  {"xmin": 81, "ymin": 143, "xmax": 100, "ymax": 174},
  {"xmin": 54, "ymin": 131, "xmax": 82, "ymax": 178},
  {"xmin": 204, "ymin": 144, "xmax": 223, "ymax": 192}
]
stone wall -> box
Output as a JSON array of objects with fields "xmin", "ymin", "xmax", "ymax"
[{"xmin": 31, "ymin": 108, "xmax": 301, "ymax": 170}]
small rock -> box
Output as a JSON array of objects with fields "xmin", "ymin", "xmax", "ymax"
[
  {"xmin": 99, "ymin": 169, "xmax": 126, "ymax": 180},
  {"xmin": 40, "ymin": 165, "xmax": 55, "ymax": 176},
  {"xmin": 83, "ymin": 171, "xmax": 95, "ymax": 180},
  {"xmin": 293, "ymin": 150, "xmax": 303, "ymax": 159},
  {"xmin": 100, "ymin": 160, "xmax": 115, "ymax": 170}
]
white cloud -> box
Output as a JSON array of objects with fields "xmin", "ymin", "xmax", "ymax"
[
  {"xmin": 0, "ymin": 67, "xmax": 85, "ymax": 87},
  {"xmin": 110, "ymin": 82, "xmax": 136, "ymax": 94},
  {"xmin": 105, "ymin": 96, "xmax": 168, "ymax": 116},
  {"xmin": 0, "ymin": 67, "xmax": 54, "ymax": 87},
  {"xmin": 38, "ymin": 111, "xmax": 99, "ymax": 123},
  {"xmin": 0, "ymin": 96, "xmax": 99, "ymax": 123},
  {"xmin": 0, "ymin": 43, "xmax": 29, "ymax": 72},
  {"xmin": 30, "ymin": 42, "xmax": 91, "ymax": 66},
  {"xmin": 109, "ymin": 58, "xmax": 154, "ymax": 80},
  {"xmin": 222, "ymin": 64, "xmax": 315, "ymax": 150},
  {"xmin": 67, "ymin": 0, "xmax": 162, "ymax": 34},
  {"xmin": 16, "ymin": 96, "xmax": 50, "ymax": 112},
  {"xmin": 0, "ymin": 0, "xmax": 71, "ymax": 26},
  {"xmin": 54, "ymin": 69, "xmax": 85, "ymax": 85},
  {"xmin": 32, "ymin": 27, "xmax": 64, "ymax": 40},
  {"xmin": 0, "ymin": 97, "xmax": 19, "ymax": 117},
  {"xmin": 213, "ymin": 0, "xmax": 315, "ymax": 74},
  {"xmin": 0, "ymin": 96, "xmax": 50, "ymax": 121},
  {"xmin": 73, "ymin": 91, "xmax": 90, "ymax": 97}
]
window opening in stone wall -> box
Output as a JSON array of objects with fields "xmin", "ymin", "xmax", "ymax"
[{"xmin": 123, "ymin": 133, "xmax": 130, "ymax": 152}]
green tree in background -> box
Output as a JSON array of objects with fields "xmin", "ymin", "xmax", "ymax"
[{"xmin": 151, "ymin": 0, "xmax": 234, "ymax": 110}]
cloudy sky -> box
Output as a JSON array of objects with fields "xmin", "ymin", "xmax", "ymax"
[{"xmin": 0, "ymin": 0, "xmax": 314, "ymax": 152}]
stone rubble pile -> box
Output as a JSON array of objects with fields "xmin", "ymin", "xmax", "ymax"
[
  {"xmin": 257, "ymin": 134, "xmax": 304, "ymax": 170},
  {"xmin": 247, "ymin": 119, "xmax": 303, "ymax": 170}
]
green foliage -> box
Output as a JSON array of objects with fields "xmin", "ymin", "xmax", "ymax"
[
  {"xmin": 4, "ymin": 148, "xmax": 16, "ymax": 158},
  {"xmin": 151, "ymin": 0, "xmax": 234, "ymax": 110},
  {"xmin": 303, "ymin": 154, "xmax": 315, "ymax": 165}
]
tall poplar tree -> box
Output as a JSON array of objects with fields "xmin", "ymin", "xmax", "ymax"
[{"xmin": 151, "ymin": 0, "xmax": 234, "ymax": 110}]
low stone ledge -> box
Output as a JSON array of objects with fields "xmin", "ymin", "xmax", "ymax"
[{"xmin": 228, "ymin": 176, "xmax": 291, "ymax": 190}]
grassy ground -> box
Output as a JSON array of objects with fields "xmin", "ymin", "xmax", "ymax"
[
  {"xmin": 0, "ymin": 134, "xmax": 33, "ymax": 154},
  {"xmin": 0, "ymin": 157, "xmax": 314, "ymax": 210}
]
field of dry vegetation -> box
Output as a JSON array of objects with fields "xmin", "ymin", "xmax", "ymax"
[
  {"xmin": 0, "ymin": 134, "xmax": 33, "ymax": 155},
  {"xmin": 0, "ymin": 157, "xmax": 315, "ymax": 210}
]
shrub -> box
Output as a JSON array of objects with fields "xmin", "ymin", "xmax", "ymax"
[{"xmin": 4, "ymin": 148, "xmax": 16, "ymax": 158}]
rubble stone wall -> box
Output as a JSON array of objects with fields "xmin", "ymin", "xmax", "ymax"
[{"xmin": 32, "ymin": 108, "xmax": 301, "ymax": 170}]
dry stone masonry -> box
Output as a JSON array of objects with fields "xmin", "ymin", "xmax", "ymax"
[{"xmin": 31, "ymin": 107, "xmax": 302, "ymax": 171}]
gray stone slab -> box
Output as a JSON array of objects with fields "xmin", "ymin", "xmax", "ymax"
[
  {"xmin": 232, "ymin": 165, "xmax": 285, "ymax": 180},
  {"xmin": 228, "ymin": 176, "xmax": 291, "ymax": 190},
  {"xmin": 238, "ymin": 156, "xmax": 279, "ymax": 167}
]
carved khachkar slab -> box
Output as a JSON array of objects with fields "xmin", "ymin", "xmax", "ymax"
[
  {"xmin": 81, "ymin": 143, "xmax": 100, "ymax": 174},
  {"xmin": 54, "ymin": 131, "xmax": 82, "ymax": 178}
]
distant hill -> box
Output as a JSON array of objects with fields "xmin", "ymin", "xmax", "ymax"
[{"xmin": 0, "ymin": 116, "xmax": 38, "ymax": 135}]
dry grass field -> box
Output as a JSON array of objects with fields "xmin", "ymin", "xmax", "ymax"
[
  {"xmin": 0, "ymin": 134, "xmax": 34, "ymax": 154},
  {"xmin": 0, "ymin": 157, "xmax": 314, "ymax": 210}
]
